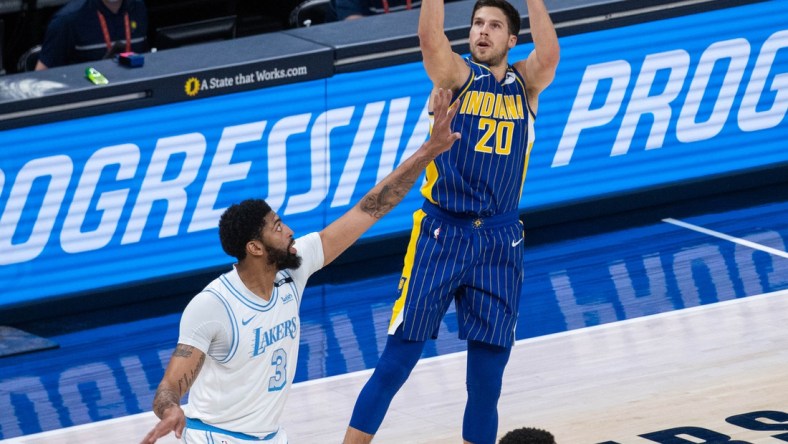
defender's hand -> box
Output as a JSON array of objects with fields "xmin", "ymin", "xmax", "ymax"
[
  {"xmin": 140, "ymin": 405, "xmax": 186, "ymax": 444},
  {"xmin": 424, "ymin": 88, "xmax": 461, "ymax": 156}
]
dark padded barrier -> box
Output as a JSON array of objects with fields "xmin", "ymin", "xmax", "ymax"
[{"xmin": 0, "ymin": 32, "xmax": 333, "ymax": 130}]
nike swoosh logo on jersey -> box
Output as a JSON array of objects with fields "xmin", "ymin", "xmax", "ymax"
[
  {"xmin": 511, "ymin": 238, "xmax": 524, "ymax": 247},
  {"xmin": 474, "ymin": 73, "xmax": 492, "ymax": 81},
  {"xmin": 242, "ymin": 315, "xmax": 256, "ymax": 326}
]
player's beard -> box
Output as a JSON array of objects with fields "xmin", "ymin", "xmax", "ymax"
[
  {"xmin": 265, "ymin": 244, "xmax": 302, "ymax": 271},
  {"xmin": 470, "ymin": 45, "xmax": 508, "ymax": 68}
]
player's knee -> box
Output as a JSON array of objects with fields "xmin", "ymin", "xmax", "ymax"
[
  {"xmin": 466, "ymin": 377, "xmax": 502, "ymax": 404},
  {"xmin": 375, "ymin": 327, "xmax": 423, "ymax": 379},
  {"xmin": 347, "ymin": 336, "xmax": 423, "ymax": 435},
  {"xmin": 374, "ymin": 352, "xmax": 416, "ymax": 390}
]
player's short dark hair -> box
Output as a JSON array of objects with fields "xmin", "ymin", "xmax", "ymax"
[
  {"xmin": 499, "ymin": 426, "xmax": 556, "ymax": 444},
  {"xmin": 472, "ymin": 0, "xmax": 522, "ymax": 36},
  {"xmin": 219, "ymin": 199, "xmax": 272, "ymax": 260}
]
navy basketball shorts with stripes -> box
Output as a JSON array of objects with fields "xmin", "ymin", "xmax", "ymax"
[{"xmin": 388, "ymin": 202, "xmax": 525, "ymax": 348}]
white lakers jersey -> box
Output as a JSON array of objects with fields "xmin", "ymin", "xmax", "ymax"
[{"xmin": 179, "ymin": 232, "xmax": 324, "ymax": 438}]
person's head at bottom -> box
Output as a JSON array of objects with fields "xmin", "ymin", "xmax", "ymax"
[{"xmin": 499, "ymin": 426, "xmax": 556, "ymax": 444}]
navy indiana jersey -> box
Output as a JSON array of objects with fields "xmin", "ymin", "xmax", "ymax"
[{"xmin": 421, "ymin": 58, "xmax": 535, "ymax": 217}]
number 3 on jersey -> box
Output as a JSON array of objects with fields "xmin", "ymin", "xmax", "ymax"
[
  {"xmin": 475, "ymin": 118, "xmax": 514, "ymax": 155},
  {"xmin": 268, "ymin": 348, "xmax": 287, "ymax": 391}
]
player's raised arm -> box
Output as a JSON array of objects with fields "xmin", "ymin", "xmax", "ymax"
[
  {"xmin": 318, "ymin": 88, "xmax": 461, "ymax": 267},
  {"xmin": 514, "ymin": 0, "xmax": 560, "ymax": 103},
  {"xmin": 140, "ymin": 344, "xmax": 206, "ymax": 444},
  {"xmin": 418, "ymin": 0, "xmax": 470, "ymax": 90}
]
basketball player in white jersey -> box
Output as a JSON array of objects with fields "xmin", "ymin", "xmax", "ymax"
[{"xmin": 139, "ymin": 88, "xmax": 460, "ymax": 444}]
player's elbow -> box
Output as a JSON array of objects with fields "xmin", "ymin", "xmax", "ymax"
[
  {"xmin": 535, "ymin": 41, "xmax": 561, "ymax": 71},
  {"xmin": 540, "ymin": 43, "xmax": 561, "ymax": 69}
]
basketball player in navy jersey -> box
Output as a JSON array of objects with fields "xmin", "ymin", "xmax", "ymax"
[
  {"xmin": 344, "ymin": 1, "xmax": 559, "ymax": 443},
  {"xmin": 139, "ymin": 89, "xmax": 459, "ymax": 444}
]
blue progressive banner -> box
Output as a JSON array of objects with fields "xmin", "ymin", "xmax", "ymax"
[{"xmin": 0, "ymin": 0, "xmax": 785, "ymax": 307}]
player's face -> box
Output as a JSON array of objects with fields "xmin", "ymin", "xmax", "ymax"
[
  {"xmin": 260, "ymin": 213, "xmax": 301, "ymax": 270},
  {"xmin": 469, "ymin": 7, "xmax": 516, "ymax": 67}
]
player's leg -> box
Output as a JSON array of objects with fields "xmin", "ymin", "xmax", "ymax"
[
  {"xmin": 345, "ymin": 209, "xmax": 465, "ymax": 443},
  {"xmin": 462, "ymin": 339, "xmax": 512, "ymax": 444},
  {"xmin": 457, "ymin": 219, "xmax": 523, "ymax": 443},
  {"xmin": 344, "ymin": 326, "xmax": 426, "ymax": 443}
]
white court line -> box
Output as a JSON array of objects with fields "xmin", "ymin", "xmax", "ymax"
[{"xmin": 663, "ymin": 217, "xmax": 788, "ymax": 259}]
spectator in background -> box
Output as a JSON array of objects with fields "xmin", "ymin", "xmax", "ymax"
[
  {"xmin": 36, "ymin": 0, "xmax": 148, "ymax": 70},
  {"xmin": 499, "ymin": 427, "xmax": 556, "ymax": 444},
  {"xmin": 330, "ymin": 0, "xmax": 420, "ymax": 21}
]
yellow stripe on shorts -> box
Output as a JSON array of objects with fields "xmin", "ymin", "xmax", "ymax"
[{"xmin": 388, "ymin": 209, "xmax": 426, "ymax": 333}]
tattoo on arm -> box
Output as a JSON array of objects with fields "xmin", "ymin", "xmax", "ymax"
[
  {"xmin": 153, "ymin": 388, "xmax": 181, "ymax": 418},
  {"xmin": 358, "ymin": 147, "xmax": 432, "ymax": 219},
  {"xmin": 152, "ymin": 345, "xmax": 205, "ymax": 417},
  {"xmin": 172, "ymin": 343, "xmax": 195, "ymax": 358},
  {"xmin": 360, "ymin": 182, "xmax": 409, "ymax": 219},
  {"xmin": 176, "ymin": 349, "xmax": 205, "ymax": 394}
]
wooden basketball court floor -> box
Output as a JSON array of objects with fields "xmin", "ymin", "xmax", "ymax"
[
  {"xmin": 2, "ymin": 189, "xmax": 787, "ymax": 443},
  {"xmin": 5, "ymin": 290, "xmax": 786, "ymax": 443}
]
